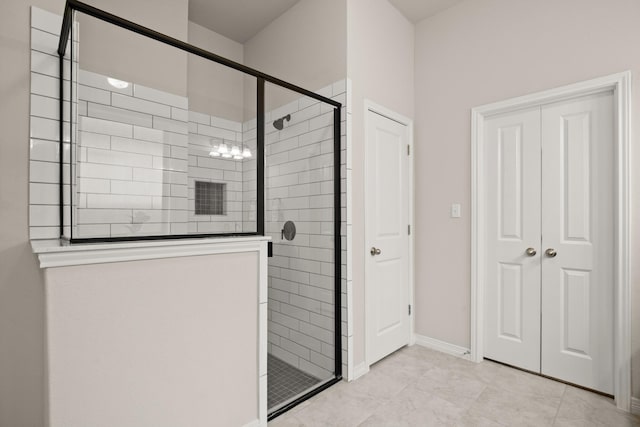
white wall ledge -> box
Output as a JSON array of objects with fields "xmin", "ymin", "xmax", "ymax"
[{"xmin": 31, "ymin": 236, "xmax": 271, "ymax": 268}]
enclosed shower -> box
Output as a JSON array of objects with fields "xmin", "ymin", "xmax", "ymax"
[
  {"xmin": 53, "ymin": 0, "xmax": 343, "ymax": 419},
  {"xmin": 263, "ymin": 83, "xmax": 343, "ymax": 412}
]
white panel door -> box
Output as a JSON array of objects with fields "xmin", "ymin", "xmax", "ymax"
[
  {"xmin": 484, "ymin": 92, "xmax": 614, "ymax": 394},
  {"xmin": 365, "ymin": 110, "xmax": 410, "ymax": 365},
  {"xmin": 484, "ymin": 107, "xmax": 542, "ymax": 373},
  {"xmin": 540, "ymin": 92, "xmax": 614, "ymax": 394}
]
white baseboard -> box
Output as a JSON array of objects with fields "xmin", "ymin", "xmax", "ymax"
[
  {"xmin": 352, "ymin": 336, "xmax": 469, "ymax": 383},
  {"xmin": 351, "ymin": 361, "xmax": 369, "ymax": 381},
  {"xmin": 414, "ymin": 334, "xmax": 472, "ymax": 360},
  {"xmin": 632, "ymin": 397, "xmax": 640, "ymax": 415},
  {"xmin": 409, "ymin": 331, "xmax": 417, "ymax": 346},
  {"xmin": 242, "ymin": 419, "xmax": 261, "ymax": 427}
]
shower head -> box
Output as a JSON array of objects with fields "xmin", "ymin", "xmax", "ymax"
[{"xmin": 273, "ymin": 114, "xmax": 291, "ymax": 130}]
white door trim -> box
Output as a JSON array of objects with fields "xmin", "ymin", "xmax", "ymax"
[
  {"xmin": 364, "ymin": 99, "xmax": 415, "ymax": 368},
  {"xmin": 470, "ymin": 72, "xmax": 632, "ymax": 411}
]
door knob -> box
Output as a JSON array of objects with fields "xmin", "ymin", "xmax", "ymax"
[
  {"xmin": 525, "ymin": 247, "xmax": 537, "ymax": 257},
  {"xmin": 370, "ymin": 247, "xmax": 381, "ymax": 256},
  {"xmin": 545, "ymin": 248, "xmax": 557, "ymax": 258}
]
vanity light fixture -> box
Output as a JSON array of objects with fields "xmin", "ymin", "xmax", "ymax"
[{"xmin": 208, "ymin": 140, "xmax": 252, "ymax": 160}]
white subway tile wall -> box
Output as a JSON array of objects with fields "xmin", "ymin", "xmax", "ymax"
[
  {"xmin": 241, "ymin": 127, "xmax": 258, "ymax": 233},
  {"xmin": 187, "ymin": 112, "xmax": 247, "ymax": 234},
  {"xmin": 344, "ymin": 78, "xmax": 352, "ymax": 379},
  {"xmin": 29, "ymin": 5, "xmax": 351, "ymax": 382},
  {"xmin": 29, "ymin": 7, "xmax": 75, "ymax": 240},
  {"xmin": 74, "ymin": 68, "xmax": 189, "ymax": 238}
]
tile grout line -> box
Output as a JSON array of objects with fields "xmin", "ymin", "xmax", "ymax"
[{"xmin": 552, "ymin": 385, "xmax": 568, "ymax": 425}]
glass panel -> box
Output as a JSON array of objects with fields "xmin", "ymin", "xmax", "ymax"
[
  {"xmin": 71, "ymin": 12, "xmax": 257, "ymax": 239},
  {"xmin": 185, "ymin": 61, "xmax": 257, "ymax": 235},
  {"xmin": 264, "ymin": 82, "xmax": 337, "ymax": 412}
]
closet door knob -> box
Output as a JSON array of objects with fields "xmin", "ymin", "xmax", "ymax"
[
  {"xmin": 545, "ymin": 248, "xmax": 557, "ymax": 258},
  {"xmin": 525, "ymin": 248, "xmax": 537, "ymax": 257}
]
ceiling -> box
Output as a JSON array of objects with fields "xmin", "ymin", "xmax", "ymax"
[
  {"xmin": 387, "ymin": 0, "xmax": 464, "ymax": 23},
  {"xmin": 189, "ymin": 0, "xmax": 301, "ymax": 44},
  {"xmin": 188, "ymin": 0, "xmax": 463, "ymax": 44}
]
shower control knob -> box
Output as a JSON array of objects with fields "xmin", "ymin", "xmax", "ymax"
[{"xmin": 370, "ymin": 247, "xmax": 381, "ymax": 256}]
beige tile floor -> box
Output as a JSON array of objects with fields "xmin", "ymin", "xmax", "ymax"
[{"xmin": 269, "ymin": 345, "xmax": 640, "ymax": 427}]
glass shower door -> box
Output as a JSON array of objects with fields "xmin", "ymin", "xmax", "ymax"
[{"xmin": 264, "ymin": 82, "xmax": 341, "ymax": 413}]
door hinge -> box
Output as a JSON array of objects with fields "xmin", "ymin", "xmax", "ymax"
[
  {"xmin": 407, "ymin": 144, "xmax": 410, "ymax": 155},
  {"xmin": 408, "ymin": 304, "xmax": 412, "ymax": 315},
  {"xmin": 408, "ymin": 224, "xmax": 411, "ymax": 235}
]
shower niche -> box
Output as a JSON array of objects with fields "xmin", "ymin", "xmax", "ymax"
[{"xmin": 52, "ymin": 2, "xmax": 344, "ymax": 420}]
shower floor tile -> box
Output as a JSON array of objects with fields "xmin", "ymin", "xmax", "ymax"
[{"xmin": 268, "ymin": 354, "xmax": 321, "ymax": 410}]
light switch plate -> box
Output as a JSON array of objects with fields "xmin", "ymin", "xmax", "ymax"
[{"xmin": 451, "ymin": 203, "xmax": 461, "ymax": 218}]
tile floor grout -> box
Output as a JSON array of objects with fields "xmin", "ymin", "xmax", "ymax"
[
  {"xmin": 268, "ymin": 354, "xmax": 322, "ymax": 411},
  {"xmin": 551, "ymin": 385, "xmax": 568, "ymax": 425}
]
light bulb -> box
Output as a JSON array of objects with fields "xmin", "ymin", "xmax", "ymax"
[
  {"xmin": 209, "ymin": 147, "xmax": 221, "ymax": 157},
  {"xmin": 218, "ymin": 143, "xmax": 228, "ymax": 154},
  {"xmin": 230, "ymin": 145, "xmax": 241, "ymax": 156},
  {"xmin": 222, "ymin": 152, "xmax": 232, "ymax": 158},
  {"xmin": 107, "ymin": 77, "xmax": 129, "ymax": 89},
  {"xmin": 242, "ymin": 148, "xmax": 252, "ymax": 158},
  {"xmin": 233, "ymin": 155, "xmax": 243, "ymax": 160}
]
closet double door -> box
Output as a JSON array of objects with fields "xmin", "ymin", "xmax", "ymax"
[{"xmin": 484, "ymin": 92, "xmax": 614, "ymax": 394}]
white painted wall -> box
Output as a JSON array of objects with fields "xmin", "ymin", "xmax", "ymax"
[
  {"xmin": 347, "ymin": 0, "xmax": 414, "ymax": 368},
  {"xmin": 413, "ymin": 0, "xmax": 640, "ymax": 399},
  {"xmin": 45, "ymin": 252, "xmax": 259, "ymax": 427}
]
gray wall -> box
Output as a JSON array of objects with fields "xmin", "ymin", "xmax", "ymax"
[
  {"xmin": 243, "ymin": 0, "xmax": 347, "ymax": 114},
  {"xmin": 78, "ymin": 0, "xmax": 188, "ymax": 96},
  {"xmin": 45, "ymin": 252, "xmax": 260, "ymax": 427},
  {"xmin": 413, "ymin": 0, "xmax": 640, "ymax": 399},
  {"xmin": 0, "ymin": 1, "xmax": 188, "ymax": 425},
  {"xmin": 1, "ymin": 2, "xmax": 61, "ymax": 426},
  {"xmin": 346, "ymin": 0, "xmax": 415, "ymax": 370},
  {"xmin": 187, "ymin": 21, "xmax": 245, "ymax": 122}
]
